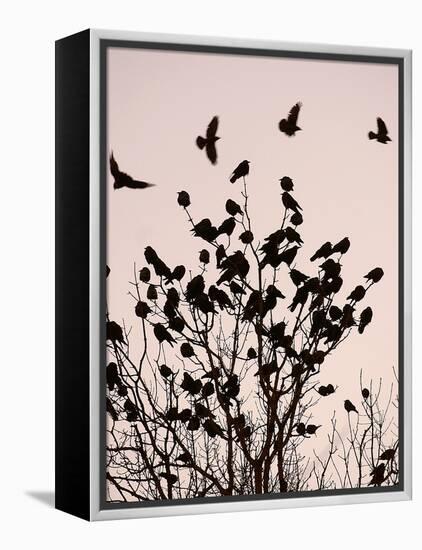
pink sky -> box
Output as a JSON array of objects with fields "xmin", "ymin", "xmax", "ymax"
[{"xmin": 106, "ymin": 46, "xmax": 399, "ymax": 478}]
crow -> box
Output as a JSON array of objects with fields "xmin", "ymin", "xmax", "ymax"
[
  {"xmin": 239, "ymin": 230, "xmax": 254, "ymax": 244},
  {"xmin": 202, "ymin": 381, "xmax": 215, "ymax": 398},
  {"xmin": 358, "ymin": 306, "xmax": 373, "ymax": 334},
  {"xmin": 170, "ymin": 265, "xmax": 186, "ymax": 282},
  {"xmin": 247, "ymin": 347, "xmax": 257, "ymax": 359},
  {"xmin": 177, "ymin": 190, "xmax": 191, "ymax": 207},
  {"xmin": 203, "ymin": 418, "xmax": 225, "ymax": 438},
  {"xmin": 226, "ymin": 199, "xmax": 242, "ymax": 216},
  {"xmin": 242, "ymin": 290, "xmax": 262, "ymax": 322},
  {"xmin": 331, "ymin": 237, "xmax": 350, "ymax": 255},
  {"xmin": 218, "ymin": 217, "xmax": 236, "ymax": 236},
  {"xmin": 279, "ymin": 102, "xmax": 302, "ymax": 136},
  {"xmin": 347, "ymin": 285, "xmax": 366, "ymax": 302},
  {"xmin": 178, "ymin": 408, "xmax": 192, "ymax": 423},
  {"xmin": 365, "ymin": 267, "xmax": 384, "ymax": 283},
  {"xmin": 306, "ymin": 424, "xmax": 321, "ymax": 435},
  {"xmin": 158, "ymin": 364, "xmax": 173, "ymax": 379},
  {"xmin": 187, "ymin": 416, "xmax": 200, "ymax": 431},
  {"xmin": 208, "ymin": 285, "xmax": 233, "ymax": 310},
  {"xmin": 290, "ymin": 212, "xmax": 303, "ymax": 226},
  {"xmin": 254, "ymin": 360, "xmax": 278, "ymax": 378},
  {"xmin": 191, "ymin": 218, "xmax": 219, "ymax": 242},
  {"xmin": 106, "ymin": 362, "xmax": 120, "ymax": 391},
  {"xmin": 216, "ymin": 251, "xmax": 250, "ymax": 285},
  {"xmin": 147, "ymin": 284, "xmax": 158, "ymax": 301},
  {"xmin": 344, "ymin": 399, "xmax": 358, "ymax": 414},
  {"xmin": 362, "ymin": 388, "xmax": 370, "ymax": 400},
  {"xmin": 215, "ymin": 245, "xmax": 226, "ymax": 268},
  {"xmin": 106, "ymin": 398, "xmax": 118, "ymax": 421},
  {"xmin": 199, "ymin": 249, "xmax": 210, "ymax": 264},
  {"xmin": 196, "ymin": 115, "xmax": 220, "ymax": 164},
  {"xmin": 379, "ymin": 448, "xmax": 396, "ymax": 461},
  {"xmin": 282, "ymin": 192, "xmax": 302, "ymax": 213},
  {"xmin": 262, "ymin": 285, "xmax": 285, "ymax": 317},
  {"xmin": 180, "ymin": 372, "xmax": 202, "ymax": 395},
  {"xmin": 110, "ymin": 152, "xmax": 154, "ymax": 190},
  {"xmin": 139, "ymin": 267, "xmax": 151, "ymax": 283},
  {"xmin": 369, "ymin": 463, "xmax": 386, "ymax": 486},
  {"xmin": 329, "ymin": 305, "xmax": 343, "ymax": 321},
  {"xmin": 135, "ymin": 300, "xmax": 151, "ymax": 319},
  {"xmin": 320, "ymin": 258, "xmax": 341, "ymax": 279},
  {"xmin": 169, "ymin": 316, "xmax": 185, "ymax": 333},
  {"xmin": 160, "ymin": 472, "xmax": 178, "ymax": 485},
  {"xmin": 185, "ymin": 275, "xmax": 205, "ymax": 302},
  {"xmin": 230, "ymin": 281, "xmax": 246, "ymax": 295},
  {"xmin": 296, "ymin": 423, "xmax": 306, "ymax": 436},
  {"xmin": 230, "ymin": 160, "xmax": 250, "ymax": 183},
  {"xmin": 106, "ymin": 321, "xmax": 124, "ymax": 344},
  {"xmin": 284, "ymin": 226, "xmax": 303, "ymax": 245},
  {"xmin": 124, "ymin": 398, "xmax": 138, "ymax": 422},
  {"xmin": 180, "ymin": 342, "xmax": 195, "ymax": 358},
  {"xmin": 144, "ymin": 246, "xmax": 172, "ymax": 280},
  {"xmin": 289, "ymin": 286, "xmax": 309, "ymax": 312},
  {"xmin": 368, "ymin": 117, "xmax": 391, "ymax": 144},
  {"xmin": 290, "ymin": 269, "xmax": 309, "ymax": 287},
  {"xmin": 176, "ymin": 451, "xmax": 192, "ymax": 464},
  {"xmin": 310, "ymin": 242, "xmax": 332, "ymax": 262},
  {"xmin": 153, "ymin": 323, "xmax": 176, "ymax": 346},
  {"xmin": 275, "ymin": 246, "xmax": 299, "ymax": 268}
]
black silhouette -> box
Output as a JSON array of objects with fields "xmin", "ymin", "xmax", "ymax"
[
  {"xmin": 344, "ymin": 399, "xmax": 358, "ymax": 414},
  {"xmin": 362, "ymin": 387, "xmax": 370, "ymax": 400},
  {"xmin": 110, "ymin": 152, "xmax": 154, "ymax": 190},
  {"xmin": 359, "ymin": 306, "xmax": 373, "ymax": 334},
  {"xmin": 331, "ymin": 237, "xmax": 350, "ymax": 255},
  {"xmin": 177, "ymin": 191, "xmax": 191, "ymax": 208},
  {"xmin": 226, "ymin": 199, "xmax": 242, "ymax": 216},
  {"xmin": 279, "ymin": 176, "xmax": 294, "ymax": 191},
  {"xmin": 191, "ymin": 219, "xmax": 218, "ymax": 242},
  {"xmin": 347, "ymin": 285, "xmax": 366, "ymax": 302},
  {"xmin": 199, "ymin": 249, "xmax": 210, "ymax": 264},
  {"xmin": 368, "ymin": 117, "xmax": 391, "ymax": 144},
  {"xmin": 279, "ymin": 102, "xmax": 302, "ymax": 136},
  {"xmin": 153, "ymin": 323, "xmax": 175, "ymax": 346},
  {"xmin": 365, "ymin": 267, "xmax": 384, "ymax": 283},
  {"xmin": 310, "ymin": 242, "xmax": 332, "ymax": 262},
  {"xmin": 196, "ymin": 116, "xmax": 220, "ymax": 165},
  {"xmin": 230, "ymin": 160, "xmax": 250, "ymax": 183}
]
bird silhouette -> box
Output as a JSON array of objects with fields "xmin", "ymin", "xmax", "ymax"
[
  {"xmin": 282, "ymin": 192, "xmax": 302, "ymax": 213},
  {"xmin": 289, "ymin": 286, "xmax": 309, "ymax": 312},
  {"xmin": 290, "ymin": 212, "xmax": 303, "ymax": 226},
  {"xmin": 147, "ymin": 284, "xmax": 158, "ymax": 301},
  {"xmin": 262, "ymin": 285, "xmax": 285, "ymax": 317},
  {"xmin": 185, "ymin": 275, "xmax": 205, "ymax": 302},
  {"xmin": 153, "ymin": 323, "xmax": 175, "ymax": 346},
  {"xmin": 361, "ymin": 387, "xmax": 370, "ymax": 400},
  {"xmin": 180, "ymin": 372, "xmax": 202, "ymax": 395},
  {"xmin": 202, "ymin": 381, "xmax": 215, "ymax": 398},
  {"xmin": 230, "ymin": 160, "xmax": 250, "ymax": 183},
  {"xmin": 358, "ymin": 306, "xmax": 373, "ymax": 334},
  {"xmin": 178, "ymin": 408, "xmax": 192, "ymax": 423},
  {"xmin": 216, "ymin": 251, "xmax": 250, "ymax": 285},
  {"xmin": 196, "ymin": 116, "xmax": 220, "ymax": 164},
  {"xmin": 158, "ymin": 364, "xmax": 173, "ymax": 379},
  {"xmin": 226, "ymin": 199, "xmax": 242, "ymax": 216},
  {"xmin": 135, "ymin": 300, "xmax": 151, "ymax": 319},
  {"xmin": 365, "ymin": 267, "xmax": 384, "ymax": 283},
  {"xmin": 175, "ymin": 451, "xmax": 192, "ymax": 464},
  {"xmin": 218, "ymin": 217, "xmax": 236, "ymax": 236},
  {"xmin": 331, "ymin": 237, "xmax": 350, "ymax": 255},
  {"xmin": 368, "ymin": 117, "xmax": 391, "ymax": 144},
  {"xmin": 242, "ymin": 290, "xmax": 262, "ymax": 322},
  {"xmin": 239, "ymin": 230, "xmax": 254, "ymax": 244},
  {"xmin": 306, "ymin": 424, "xmax": 321, "ymax": 435},
  {"xmin": 290, "ymin": 269, "xmax": 309, "ymax": 287},
  {"xmin": 187, "ymin": 416, "xmax": 200, "ymax": 431},
  {"xmin": 180, "ymin": 342, "xmax": 195, "ymax": 358},
  {"xmin": 191, "ymin": 218, "xmax": 219, "ymax": 242},
  {"xmin": 369, "ymin": 463, "xmax": 386, "ymax": 486},
  {"xmin": 379, "ymin": 448, "xmax": 396, "ymax": 461},
  {"xmin": 329, "ymin": 305, "xmax": 343, "ymax": 321},
  {"xmin": 247, "ymin": 347, "xmax": 257, "ymax": 359},
  {"xmin": 344, "ymin": 399, "xmax": 358, "ymax": 414},
  {"xmin": 106, "ymin": 398, "xmax": 118, "ymax": 421},
  {"xmin": 279, "ymin": 102, "xmax": 302, "ymax": 136},
  {"xmin": 160, "ymin": 472, "xmax": 178, "ymax": 485},
  {"xmin": 106, "ymin": 362, "xmax": 120, "ymax": 391},
  {"xmin": 139, "ymin": 267, "xmax": 151, "ymax": 283},
  {"xmin": 310, "ymin": 242, "xmax": 332, "ymax": 262},
  {"xmin": 199, "ymin": 249, "xmax": 210, "ymax": 264},
  {"xmin": 144, "ymin": 246, "xmax": 172, "ymax": 280},
  {"xmin": 279, "ymin": 176, "xmax": 294, "ymax": 191},
  {"xmin": 254, "ymin": 360, "xmax": 278, "ymax": 378},
  {"xmin": 208, "ymin": 285, "xmax": 233, "ymax": 310},
  {"xmin": 177, "ymin": 191, "xmax": 191, "ymax": 208},
  {"xmin": 203, "ymin": 418, "xmax": 225, "ymax": 438},
  {"xmin": 215, "ymin": 245, "xmax": 226, "ymax": 268},
  {"xmin": 106, "ymin": 321, "xmax": 124, "ymax": 344},
  {"xmin": 110, "ymin": 152, "xmax": 154, "ymax": 190},
  {"xmin": 124, "ymin": 398, "xmax": 138, "ymax": 422},
  {"xmin": 296, "ymin": 422, "xmax": 306, "ymax": 436},
  {"xmin": 347, "ymin": 285, "xmax": 366, "ymax": 302}
]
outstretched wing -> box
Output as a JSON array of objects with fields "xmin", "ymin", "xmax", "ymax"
[
  {"xmin": 109, "ymin": 152, "xmax": 120, "ymax": 179},
  {"xmin": 206, "ymin": 142, "xmax": 217, "ymax": 165},
  {"xmin": 287, "ymin": 102, "xmax": 302, "ymax": 124},
  {"xmin": 206, "ymin": 116, "xmax": 219, "ymax": 139},
  {"xmin": 377, "ymin": 117, "xmax": 388, "ymax": 136}
]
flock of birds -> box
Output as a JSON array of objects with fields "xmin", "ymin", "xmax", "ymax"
[{"xmin": 109, "ymin": 102, "xmax": 392, "ymax": 189}]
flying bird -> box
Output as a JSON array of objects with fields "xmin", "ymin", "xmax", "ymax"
[
  {"xmin": 110, "ymin": 152, "xmax": 154, "ymax": 190},
  {"xmin": 279, "ymin": 102, "xmax": 302, "ymax": 136},
  {"xmin": 368, "ymin": 117, "xmax": 391, "ymax": 144},
  {"xmin": 196, "ymin": 116, "xmax": 220, "ymax": 164},
  {"xmin": 230, "ymin": 160, "xmax": 250, "ymax": 183}
]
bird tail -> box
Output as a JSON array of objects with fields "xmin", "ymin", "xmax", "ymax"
[
  {"xmin": 310, "ymin": 253, "xmax": 318, "ymax": 262},
  {"xmin": 229, "ymin": 175, "xmax": 237, "ymax": 184},
  {"xmin": 196, "ymin": 136, "xmax": 206, "ymax": 150},
  {"xmin": 368, "ymin": 131, "xmax": 377, "ymax": 140}
]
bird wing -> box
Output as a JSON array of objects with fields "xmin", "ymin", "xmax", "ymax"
[
  {"xmin": 287, "ymin": 102, "xmax": 302, "ymax": 124},
  {"xmin": 109, "ymin": 152, "xmax": 120, "ymax": 178},
  {"xmin": 206, "ymin": 141, "xmax": 217, "ymax": 165},
  {"xmin": 377, "ymin": 117, "xmax": 388, "ymax": 135},
  {"xmin": 126, "ymin": 179, "xmax": 154, "ymax": 189},
  {"xmin": 206, "ymin": 116, "xmax": 219, "ymax": 139}
]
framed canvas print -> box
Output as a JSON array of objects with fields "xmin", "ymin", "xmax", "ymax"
[{"xmin": 55, "ymin": 29, "xmax": 412, "ymax": 521}]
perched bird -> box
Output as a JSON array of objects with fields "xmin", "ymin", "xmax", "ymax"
[
  {"xmin": 331, "ymin": 237, "xmax": 350, "ymax": 255},
  {"xmin": 310, "ymin": 241, "xmax": 332, "ymax": 262},
  {"xmin": 247, "ymin": 347, "xmax": 257, "ymax": 359},
  {"xmin": 202, "ymin": 381, "xmax": 215, "ymax": 398},
  {"xmin": 230, "ymin": 160, "xmax": 250, "ymax": 183},
  {"xmin": 196, "ymin": 115, "xmax": 220, "ymax": 164},
  {"xmin": 208, "ymin": 285, "xmax": 233, "ymax": 310},
  {"xmin": 279, "ymin": 102, "xmax": 302, "ymax": 136},
  {"xmin": 199, "ymin": 249, "xmax": 210, "ymax": 264},
  {"xmin": 144, "ymin": 246, "xmax": 172, "ymax": 280},
  {"xmin": 195, "ymin": 402, "xmax": 215, "ymax": 419},
  {"xmin": 296, "ymin": 422, "xmax": 306, "ymax": 436},
  {"xmin": 262, "ymin": 285, "xmax": 285, "ymax": 317},
  {"xmin": 361, "ymin": 388, "xmax": 370, "ymax": 400},
  {"xmin": 347, "ymin": 285, "xmax": 366, "ymax": 302},
  {"xmin": 359, "ymin": 306, "xmax": 373, "ymax": 334},
  {"xmin": 191, "ymin": 218, "xmax": 218, "ymax": 242},
  {"xmin": 106, "ymin": 321, "xmax": 124, "ymax": 344},
  {"xmin": 166, "ymin": 407, "xmax": 179, "ymax": 421},
  {"xmin": 218, "ymin": 217, "xmax": 236, "ymax": 236},
  {"xmin": 379, "ymin": 448, "xmax": 396, "ymax": 461},
  {"xmin": 274, "ymin": 246, "xmax": 299, "ymax": 268},
  {"xmin": 216, "ymin": 250, "xmax": 250, "ymax": 285},
  {"xmin": 290, "ymin": 269, "xmax": 309, "ymax": 287},
  {"xmin": 344, "ymin": 399, "xmax": 358, "ymax": 414},
  {"xmin": 177, "ymin": 190, "xmax": 191, "ymax": 208},
  {"xmin": 326, "ymin": 384, "xmax": 335, "ymax": 395},
  {"xmin": 187, "ymin": 416, "xmax": 200, "ymax": 431},
  {"xmin": 153, "ymin": 323, "xmax": 176, "ymax": 346},
  {"xmin": 178, "ymin": 408, "xmax": 192, "ymax": 423},
  {"xmin": 290, "ymin": 212, "xmax": 303, "ymax": 226},
  {"xmin": 158, "ymin": 364, "xmax": 173, "ymax": 379},
  {"xmin": 160, "ymin": 472, "xmax": 178, "ymax": 485},
  {"xmin": 180, "ymin": 372, "xmax": 202, "ymax": 395},
  {"xmin": 194, "ymin": 292, "xmax": 216, "ymax": 315},
  {"xmin": 221, "ymin": 374, "xmax": 240, "ymax": 400},
  {"xmin": 169, "ymin": 316, "xmax": 185, "ymax": 333},
  {"xmin": 124, "ymin": 398, "xmax": 138, "ymax": 422},
  {"xmin": 341, "ymin": 303, "xmax": 355, "ymax": 328},
  {"xmin": 282, "ymin": 192, "xmax": 302, "ymax": 214},
  {"xmin": 171, "ymin": 265, "xmax": 186, "ymax": 282},
  {"xmin": 306, "ymin": 424, "xmax": 321, "ymax": 435},
  {"xmin": 215, "ymin": 245, "xmax": 226, "ymax": 268},
  {"xmin": 139, "ymin": 267, "xmax": 151, "ymax": 283},
  {"xmin": 226, "ymin": 199, "xmax": 242, "ymax": 216},
  {"xmin": 318, "ymin": 385, "xmax": 328, "ymax": 396},
  {"xmin": 365, "ymin": 267, "xmax": 384, "ymax": 283},
  {"xmin": 135, "ymin": 300, "xmax": 151, "ymax": 319},
  {"xmin": 185, "ymin": 275, "xmax": 205, "ymax": 302},
  {"xmin": 229, "ymin": 281, "xmax": 246, "ymax": 295},
  {"xmin": 110, "ymin": 152, "xmax": 154, "ymax": 190},
  {"xmin": 239, "ymin": 230, "xmax": 254, "ymax": 244},
  {"xmin": 289, "ymin": 286, "xmax": 309, "ymax": 312},
  {"xmin": 242, "ymin": 290, "xmax": 262, "ymax": 322},
  {"xmin": 203, "ymin": 418, "xmax": 225, "ymax": 438},
  {"xmin": 368, "ymin": 117, "xmax": 391, "ymax": 144},
  {"xmin": 284, "ymin": 226, "xmax": 303, "ymax": 245},
  {"xmin": 175, "ymin": 451, "xmax": 192, "ymax": 464},
  {"xmin": 147, "ymin": 284, "xmax": 158, "ymax": 301},
  {"xmin": 369, "ymin": 463, "xmax": 386, "ymax": 486},
  {"xmin": 329, "ymin": 305, "xmax": 343, "ymax": 321},
  {"xmin": 106, "ymin": 362, "xmax": 120, "ymax": 391},
  {"xmin": 320, "ymin": 258, "xmax": 341, "ymax": 280},
  {"xmin": 279, "ymin": 176, "xmax": 294, "ymax": 191},
  {"xmin": 254, "ymin": 360, "xmax": 278, "ymax": 378},
  {"xmin": 180, "ymin": 342, "xmax": 195, "ymax": 358}
]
